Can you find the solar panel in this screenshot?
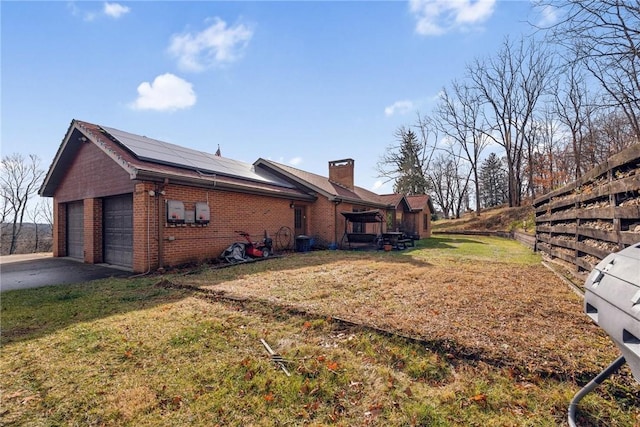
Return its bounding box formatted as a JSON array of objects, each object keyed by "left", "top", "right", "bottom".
[{"left": 101, "top": 125, "right": 294, "bottom": 187}]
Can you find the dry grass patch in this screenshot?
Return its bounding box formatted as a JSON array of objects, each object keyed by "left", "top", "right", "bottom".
[
  {"left": 178, "top": 236, "right": 620, "bottom": 380},
  {"left": 433, "top": 205, "right": 534, "bottom": 233},
  {"left": 2, "top": 235, "right": 638, "bottom": 426},
  {"left": 3, "top": 289, "right": 635, "bottom": 426}
]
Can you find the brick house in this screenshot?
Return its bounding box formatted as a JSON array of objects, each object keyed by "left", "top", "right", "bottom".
[
  {"left": 39, "top": 120, "right": 433, "bottom": 272},
  {"left": 378, "top": 194, "right": 434, "bottom": 239}
]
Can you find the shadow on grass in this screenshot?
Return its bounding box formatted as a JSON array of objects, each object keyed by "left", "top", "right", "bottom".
[
  {"left": 414, "top": 235, "right": 487, "bottom": 250},
  {"left": 1, "top": 235, "right": 490, "bottom": 347},
  {"left": 0, "top": 277, "right": 191, "bottom": 346}
]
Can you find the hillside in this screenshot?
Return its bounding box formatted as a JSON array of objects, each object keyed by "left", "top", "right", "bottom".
[{"left": 431, "top": 205, "right": 535, "bottom": 234}]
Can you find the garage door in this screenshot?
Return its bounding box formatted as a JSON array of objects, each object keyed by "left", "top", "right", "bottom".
[
  {"left": 103, "top": 194, "right": 133, "bottom": 268},
  {"left": 67, "top": 201, "right": 84, "bottom": 259}
]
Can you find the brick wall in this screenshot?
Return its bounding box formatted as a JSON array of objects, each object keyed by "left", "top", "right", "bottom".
[
  {"left": 53, "top": 199, "right": 66, "bottom": 257},
  {"left": 133, "top": 182, "right": 159, "bottom": 273},
  {"left": 307, "top": 198, "right": 340, "bottom": 246},
  {"left": 84, "top": 198, "right": 103, "bottom": 263},
  {"left": 314, "top": 201, "right": 390, "bottom": 248},
  {"left": 140, "top": 183, "right": 296, "bottom": 270},
  {"left": 50, "top": 141, "right": 401, "bottom": 271},
  {"left": 55, "top": 141, "right": 134, "bottom": 203}
]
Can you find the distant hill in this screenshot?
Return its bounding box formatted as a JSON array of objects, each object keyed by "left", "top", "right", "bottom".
[
  {"left": 1, "top": 223, "right": 53, "bottom": 255},
  {"left": 432, "top": 205, "right": 535, "bottom": 235}
]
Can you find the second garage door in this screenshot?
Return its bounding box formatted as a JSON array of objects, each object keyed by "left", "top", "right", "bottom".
[
  {"left": 67, "top": 201, "right": 84, "bottom": 259},
  {"left": 103, "top": 194, "right": 133, "bottom": 268}
]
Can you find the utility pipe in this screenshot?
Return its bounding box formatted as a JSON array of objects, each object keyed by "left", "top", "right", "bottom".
[{"left": 568, "top": 355, "right": 626, "bottom": 427}]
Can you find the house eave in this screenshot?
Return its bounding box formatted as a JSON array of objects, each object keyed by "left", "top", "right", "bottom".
[{"left": 135, "top": 169, "right": 316, "bottom": 202}]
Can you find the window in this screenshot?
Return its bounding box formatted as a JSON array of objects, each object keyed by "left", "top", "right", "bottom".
[{"left": 295, "top": 209, "right": 303, "bottom": 230}]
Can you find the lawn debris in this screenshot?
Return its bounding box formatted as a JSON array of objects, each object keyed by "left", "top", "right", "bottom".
[{"left": 260, "top": 338, "right": 291, "bottom": 376}]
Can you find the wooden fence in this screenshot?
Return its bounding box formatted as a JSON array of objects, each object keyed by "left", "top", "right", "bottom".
[{"left": 533, "top": 144, "right": 640, "bottom": 279}]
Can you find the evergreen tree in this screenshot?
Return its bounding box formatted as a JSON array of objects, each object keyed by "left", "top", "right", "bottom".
[
  {"left": 392, "top": 129, "right": 430, "bottom": 195},
  {"left": 479, "top": 153, "right": 508, "bottom": 208}
]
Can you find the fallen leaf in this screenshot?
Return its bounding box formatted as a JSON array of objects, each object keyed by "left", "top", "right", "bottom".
[
  {"left": 470, "top": 393, "right": 487, "bottom": 404},
  {"left": 302, "top": 321, "right": 312, "bottom": 330}
]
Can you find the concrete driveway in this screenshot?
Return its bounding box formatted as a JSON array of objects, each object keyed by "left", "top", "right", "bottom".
[{"left": 0, "top": 253, "right": 131, "bottom": 292}]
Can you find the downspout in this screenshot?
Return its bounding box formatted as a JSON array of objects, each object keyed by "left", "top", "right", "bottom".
[
  {"left": 157, "top": 180, "right": 166, "bottom": 269},
  {"left": 333, "top": 198, "right": 342, "bottom": 246}
]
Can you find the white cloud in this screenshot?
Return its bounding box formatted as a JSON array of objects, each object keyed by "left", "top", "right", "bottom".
[
  {"left": 67, "top": 2, "right": 94, "bottom": 21},
  {"left": 535, "top": 4, "right": 559, "bottom": 27},
  {"left": 409, "top": 0, "right": 496, "bottom": 36},
  {"left": 289, "top": 157, "right": 302, "bottom": 166},
  {"left": 371, "top": 180, "right": 393, "bottom": 194},
  {"left": 384, "top": 100, "right": 414, "bottom": 117},
  {"left": 68, "top": 1, "right": 130, "bottom": 21},
  {"left": 103, "top": 2, "right": 130, "bottom": 19},
  {"left": 168, "top": 18, "right": 254, "bottom": 72},
  {"left": 130, "top": 73, "right": 196, "bottom": 112}
]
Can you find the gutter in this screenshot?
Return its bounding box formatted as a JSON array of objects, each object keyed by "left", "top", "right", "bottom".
[{"left": 134, "top": 170, "right": 316, "bottom": 202}]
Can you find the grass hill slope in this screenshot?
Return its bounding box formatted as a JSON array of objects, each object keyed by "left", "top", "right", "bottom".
[{"left": 432, "top": 205, "right": 535, "bottom": 235}]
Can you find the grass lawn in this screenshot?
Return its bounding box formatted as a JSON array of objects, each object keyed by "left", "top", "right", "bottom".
[{"left": 1, "top": 235, "right": 638, "bottom": 426}]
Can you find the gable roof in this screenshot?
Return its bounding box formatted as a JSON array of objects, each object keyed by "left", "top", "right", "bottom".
[
  {"left": 254, "top": 158, "right": 390, "bottom": 208},
  {"left": 406, "top": 194, "right": 435, "bottom": 213},
  {"left": 39, "top": 120, "right": 314, "bottom": 201},
  {"left": 378, "top": 194, "right": 411, "bottom": 210}
]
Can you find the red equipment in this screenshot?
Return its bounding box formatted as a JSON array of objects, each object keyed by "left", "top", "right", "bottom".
[{"left": 236, "top": 231, "right": 273, "bottom": 258}]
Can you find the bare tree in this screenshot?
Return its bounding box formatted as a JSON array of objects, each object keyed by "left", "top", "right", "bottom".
[
  {"left": 541, "top": 0, "right": 640, "bottom": 141},
  {"left": 435, "top": 80, "right": 488, "bottom": 215},
  {"left": 426, "top": 150, "right": 471, "bottom": 219},
  {"left": 0, "top": 154, "right": 45, "bottom": 254},
  {"left": 38, "top": 197, "right": 53, "bottom": 229},
  {"left": 426, "top": 154, "right": 454, "bottom": 219},
  {"left": 467, "top": 37, "right": 554, "bottom": 207},
  {"left": 26, "top": 198, "right": 53, "bottom": 253},
  {"left": 532, "top": 106, "right": 566, "bottom": 194},
  {"left": 590, "top": 109, "right": 638, "bottom": 160},
  {"left": 553, "top": 62, "right": 596, "bottom": 180}
]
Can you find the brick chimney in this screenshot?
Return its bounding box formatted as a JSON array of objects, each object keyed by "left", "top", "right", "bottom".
[{"left": 328, "top": 159, "right": 354, "bottom": 190}]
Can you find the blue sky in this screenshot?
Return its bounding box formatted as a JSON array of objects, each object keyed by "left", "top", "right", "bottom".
[{"left": 2, "top": 1, "right": 550, "bottom": 195}]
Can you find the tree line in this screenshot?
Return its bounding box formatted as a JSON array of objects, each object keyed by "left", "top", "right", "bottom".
[
  {"left": 378, "top": 0, "right": 639, "bottom": 219},
  {"left": 0, "top": 153, "right": 51, "bottom": 255}
]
